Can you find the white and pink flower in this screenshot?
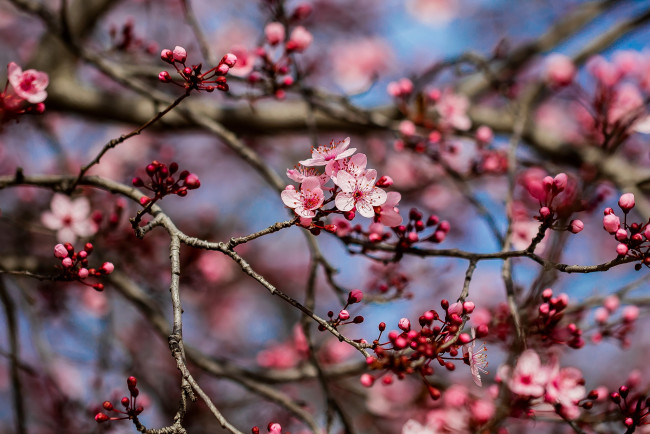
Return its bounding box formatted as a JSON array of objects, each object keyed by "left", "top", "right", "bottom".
[
  {"left": 376, "top": 191, "right": 403, "bottom": 227},
  {"left": 300, "top": 137, "right": 356, "bottom": 166},
  {"left": 497, "top": 349, "right": 552, "bottom": 398},
  {"left": 41, "top": 194, "right": 98, "bottom": 243},
  {"left": 281, "top": 176, "right": 324, "bottom": 218},
  {"left": 334, "top": 169, "right": 387, "bottom": 218},
  {"left": 7, "top": 62, "right": 49, "bottom": 104}
]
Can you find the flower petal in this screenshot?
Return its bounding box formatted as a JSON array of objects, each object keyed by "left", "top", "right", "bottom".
[{"left": 335, "top": 192, "right": 355, "bottom": 212}]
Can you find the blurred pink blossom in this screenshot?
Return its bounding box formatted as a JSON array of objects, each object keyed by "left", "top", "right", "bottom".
[{"left": 41, "top": 194, "right": 98, "bottom": 243}]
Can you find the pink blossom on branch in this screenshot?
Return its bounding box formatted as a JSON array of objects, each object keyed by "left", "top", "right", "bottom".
[
  {"left": 7, "top": 62, "right": 49, "bottom": 104},
  {"left": 41, "top": 194, "right": 98, "bottom": 243},
  {"left": 334, "top": 169, "right": 387, "bottom": 218},
  {"left": 300, "top": 137, "right": 356, "bottom": 166},
  {"left": 281, "top": 177, "right": 324, "bottom": 218}
]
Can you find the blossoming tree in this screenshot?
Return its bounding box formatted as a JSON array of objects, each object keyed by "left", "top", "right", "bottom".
[{"left": 1, "top": 0, "right": 650, "bottom": 433}]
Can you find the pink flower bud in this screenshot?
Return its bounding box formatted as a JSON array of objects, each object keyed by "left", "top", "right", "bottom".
[
  {"left": 184, "top": 173, "right": 201, "bottom": 189},
  {"left": 544, "top": 54, "right": 576, "bottom": 87},
  {"left": 463, "top": 301, "right": 475, "bottom": 313},
  {"left": 439, "top": 220, "right": 451, "bottom": 232},
  {"left": 603, "top": 295, "right": 620, "bottom": 312},
  {"left": 603, "top": 214, "right": 620, "bottom": 233},
  {"left": 101, "top": 262, "right": 115, "bottom": 274},
  {"left": 459, "top": 333, "right": 471, "bottom": 344},
  {"left": 264, "top": 22, "right": 285, "bottom": 45},
  {"left": 616, "top": 243, "right": 628, "bottom": 255},
  {"left": 360, "top": 373, "right": 374, "bottom": 387},
  {"left": 348, "top": 289, "right": 363, "bottom": 304},
  {"left": 376, "top": 175, "right": 393, "bottom": 187},
  {"left": 158, "top": 71, "right": 171, "bottom": 82},
  {"left": 475, "top": 125, "right": 493, "bottom": 143},
  {"left": 543, "top": 176, "right": 554, "bottom": 191},
  {"left": 553, "top": 173, "right": 568, "bottom": 191},
  {"left": 539, "top": 303, "right": 550, "bottom": 315},
  {"left": 95, "top": 413, "right": 109, "bottom": 423},
  {"left": 269, "top": 423, "right": 282, "bottom": 434},
  {"left": 78, "top": 268, "right": 89, "bottom": 279},
  {"left": 622, "top": 305, "right": 639, "bottom": 323},
  {"left": 615, "top": 229, "right": 628, "bottom": 241},
  {"left": 399, "top": 120, "right": 416, "bottom": 136},
  {"left": 338, "top": 309, "right": 350, "bottom": 321},
  {"left": 54, "top": 244, "right": 68, "bottom": 258},
  {"left": 542, "top": 288, "right": 553, "bottom": 299},
  {"left": 618, "top": 193, "right": 635, "bottom": 212},
  {"left": 594, "top": 307, "right": 609, "bottom": 324},
  {"left": 62, "top": 257, "right": 73, "bottom": 268},
  {"left": 569, "top": 219, "right": 584, "bottom": 234},
  {"left": 173, "top": 46, "right": 187, "bottom": 63},
  {"left": 394, "top": 336, "right": 408, "bottom": 349},
  {"left": 398, "top": 318, "right": 411, "bottom": 331},
  {"left": 160, "top": 49, "right": 173, "bottom": 63},
  {"left": 221, "top": 53, "right": 238, "bottom": 68},
  {"left": 645, "top": 225, "right": 650, "bottom": 240},
  {"left": 286, "top": 26, "right": 312, "bottom": 52},
  {"left": 539, "top": 206, "right": 551, "bottom": 219}
]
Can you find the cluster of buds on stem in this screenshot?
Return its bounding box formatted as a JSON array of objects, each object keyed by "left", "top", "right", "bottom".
[
  {"left": 132, "top": 160, "right": 200, "bottom": 206},
  {"left": 607, "top": 384, "right": 650, "bottom": 431},
  {"left": 592, "top": 294, "right": 639, "bottom": 347},
  {"left": 361, "top": 300, "right": 487, "bottom": 400},
  {"left": 251, "top": 422, "right": 284, "bottom": 434},
  {"left": 534, "top": 288, "right": 584, "bottom": 349},
  {"left": 53, "top": 243, "right": 113, "bottom": 291},
  {"left": 320, "top": 289, "right": 365, "bottom": 330},
  {"left": 602, "top": 193, "right": 650, "bottom": 268},
  {"left": 393, "top": 209, "right": 450, "bottom": 247},
  {"left": 523, "top": 171, "right": 584, "bottom": 233},
  {"left": 94, "top": 376, "right": 143, "bottom": 424},
  {"left": 159, "top": 45, "right": 236, "bottom": 92}
]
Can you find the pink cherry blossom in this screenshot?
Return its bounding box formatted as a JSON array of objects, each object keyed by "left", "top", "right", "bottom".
[
  {"left": 41, "top": 194, "right": 98, "bottom": 243},
  {"left": 334, "top": 169, "right": 387, "bottom": 218},
  {"left": 7, "top": 62, "right": 49, "bottom": 104},
  {"left": 463, "top": 328, "right": 488, "bottom": 387},
  {"left": 281, "top": 177, "right": 324, "bottom": 218},
  {"left": 326, "top": 152, "right": 367, "bottom": 183},
  {"left": 545, "top": 366, "right": 586, "bottom": 420},
  {"left": 436, "top": 90, "right": 471, "bottom": 131},
  {"left": 498, "top": 349, "right": 551, "bottom": 398},
  {"left": 286, "top": 165, "right": 329, "bottom": 185},
  {"left": 300, "top": 137, "right": 356, "bottom": 166}
]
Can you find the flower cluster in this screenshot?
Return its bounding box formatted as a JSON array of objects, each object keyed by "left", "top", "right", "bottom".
[
  {"left": 54, "top": 242, "right": 114, "bottom": 291},
  {"left": 239, "top": 15, "right": 313, "bottom": 99},
  {"left": 159, "top": 45, "right": 236, "bottom": 92},
  {"left": 132, "top": 160, "right": 200, "bottom": 206},
  {"left": 497, "top": 349, "right": 586, "bottom": 420},
  {"left": 320, "top": 289, "right": 365, "bottom": 330},
  {"left": 1, "top": 62, "right": 48, "bottom": 124},
  {"left": 94, "top": 376, "right": 144, "bottom": 424},
  {"left": 521, "top": 170, "right": 584, "bottom": 232},
  {"left": 533, "top": 288, "right": 584, "bottom": 349},
  {"left": 281, "top": 138, "right": 399, "bottom": 229},
  {"left": 602, "top": 193, "right": 650, "bottom": 267},
  {"left": 592, "top": 294, "right": 640, "bottom": 347},
  {"left": 361, "top": 300, "right": 486, "bottom": 400}
]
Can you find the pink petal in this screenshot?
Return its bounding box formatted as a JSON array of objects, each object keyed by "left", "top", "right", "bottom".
[
  {"left": 50, "top": 194, "right": 73, "bottom": 218},
  {"left": 365, "top": 187, "right": 387, "bottom": 206},
  {"left": 57, "top": 227, "right": 77, "bottom": 243},
  {"left": 41, "top": 211, "right": 62, "bottom": 230},
  {"left": 335, "top": 147, "right": 357, "bottom": 160},
  {"left": 385, "top": 191, "right": 401, "bottom": 207},
  {"left": 335, "top": 192, "right": 355, "bottom": 212},
  {"left": 69, "top": 197, "right": 90, "bottom": 219},
  {"left": 356, "top": 199, "right": 375, "bottom": 218},
  {"left": 358, "top": 169, "right": 378, "bottom": 192},
  {"left": 380, "top": 209, "right": 402, "bottom": 226},
  {"left": 334, "top": 170, "right": 357, "bottom": 193},
  {"left": 281, "top": 190, "right": 301, "bottom": 208},
  {"left": 301, "top": 176, "right": 321, "bottom": 191}
]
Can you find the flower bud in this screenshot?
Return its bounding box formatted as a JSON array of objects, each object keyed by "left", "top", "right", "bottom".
[
  {"left": 158, "top": 71, "right": 171, "bottom": 82},
  {"left": 348, "top": 289, "right": 363, "bottom": 304},
  {"left": 173, "top": 46, "right": 187, "bottom": 63},
  {"left": 160, "top": 49, "right": 173, "bottom": 63},
  {"left": 603, "top": 214, "right": 621, "bottom": 233},
  {"left": 398, "top": 318, "right": 411, "bottom": 331},
  {"left": 101, "top": 262, "right": 115, "bottom": 274},
  {"left": 616, "top": 243, "right": 628, "bottom": 256},
  {"left": 568, "top": 219, "right": 584, "bottom": 234},
  {"left": 95, "top": 413, "right": 109, "bottom": 423},
  {"left": 54, "top": 244, "right": 68, "bottom": 258},
  {"left": 360, "top": 373, "right": 374, "bottom": 387},
  {"left": 78, "top": 268, "right": 89, "bottom": 279},
  {"left": 62, "top": 257, "right": 73, "bottom": 268},
  {"left": 338, "top": 309, "right": 350, "bottom": 321},
  {"left": 618, "top": 193, "right": 635, "bottom": 212},
  {"left": 221, "top": 53, "right": 238, "bottom": 68}
]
